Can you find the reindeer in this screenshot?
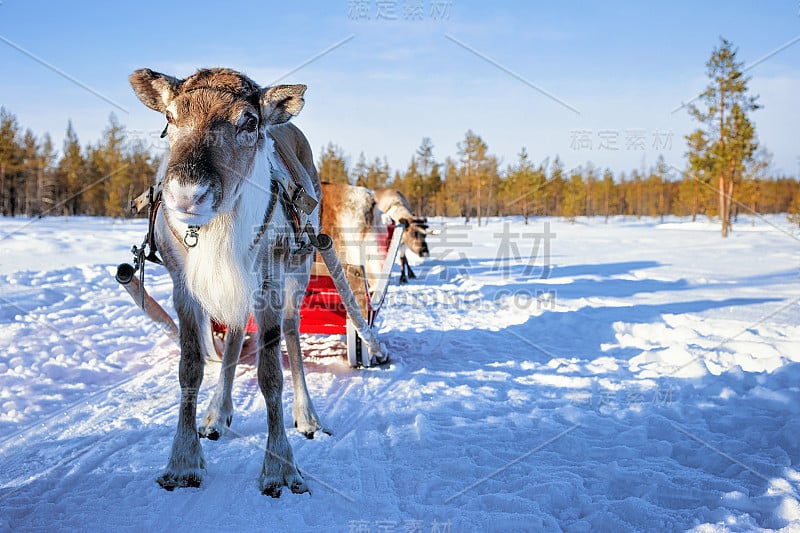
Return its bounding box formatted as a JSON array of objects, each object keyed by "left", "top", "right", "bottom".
[
  {"left": 320, "top": 182, "right": 388, "bottom": 287},
  {"left": 374, "top": 188, "right": 431, "bottom": 283},
  {"left": 129, "top": 67, "right": 323, "bottom": 497}
]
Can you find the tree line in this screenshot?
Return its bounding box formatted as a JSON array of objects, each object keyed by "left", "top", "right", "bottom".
[
  {"left": 2, "top": 106, "right": 798, "bottom": 224},
  {"left": 0, "top": 109, "right": 159, "bottom": 218},
  {"left": 1, "top": 38, "right": 798, "bottom": 227},
  {"left": 318, "top": 136, "right": 799, "bottom": 224}
]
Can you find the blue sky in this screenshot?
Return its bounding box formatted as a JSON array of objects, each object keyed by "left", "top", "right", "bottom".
[{"left": 1, "top": 1, "right": 798, "bottom": 177}]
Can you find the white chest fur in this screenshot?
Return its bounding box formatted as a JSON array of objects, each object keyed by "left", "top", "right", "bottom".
[{"left": 179, "top": 152, "right": 273, "bottom": 326}]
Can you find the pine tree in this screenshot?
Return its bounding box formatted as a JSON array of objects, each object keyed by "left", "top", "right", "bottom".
[
  {"left": 412, "top": 137, "right": 437, "bottom": 215},
  {"left": 788, "top": 189, "right": 800, "bottom": 228},
  {"left": 317, "top": 142, "right": 350, "bottom": 184},
  {"left": 353, "top": 152, "right": 368, "bottom": 187},
  {"left": 457, "top": 130, "right": 493, "bottom": 225},
  {"left": 440, "top": 157, "right": 460, "bottom": 217},
  {"left": 503, "top": 148, "right": 539, "bottom": 223},
  {"left": 682, "top": 130, "right": 713, "bottom": 221},
  {"left": 97, "top": 113, "right": 127, "bottom": 217},
  {"left": 687, "top": 38, "right": 760, "bottom": 237},
  {"left": 21, "top": 129, "right": 38, "bottom": 216},
  {"left": 562, "top": 168, "right": 586, "bottom": 222},
  {"left": 0, "top": 108, "right": 23, "bottom": 216},
  {"left": 38, "top": 134, "right": 57, "bottom": 215},
  {"left": 547, "top": 157, "right": 565, "bottom": 217},
  {"left": 600, "top": 168, "right": 615, "bottom": 222},
  {"left": 739, "top": 147, "right": 771, "bottom": 224},
  {"left": 426, "top": 161, "right": 443, "bottom": 215},
  {"left": 364, "top": 156, "right": 389, "bottom": 190},
  {"left": 58, "top": 120, "right": 85, "bottom": 216}
]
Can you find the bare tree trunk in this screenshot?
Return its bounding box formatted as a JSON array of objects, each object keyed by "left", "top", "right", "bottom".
[
  {"left": 636, "top": 180, "right": 642, "bottom": 220},
  {"left": 725, "top": 176, "right": 735, "bottom": 235},
  {"left": 36, "top": 163, "right": 43, "bottom": 216},
  {"left": 718, "top": 84, "right": 728, "bottom": 237},
  {"left": 476, "top": 174, "right": 481, "bottom": 227},
  {"left": 719, "top": 175, "right": 728, "bottom": 237},
  {"left": 0, "top": 162, "right": 4, "bottom": 216},
  {"left": 523, "top": 185, "right": 529, "bottom": 225}
]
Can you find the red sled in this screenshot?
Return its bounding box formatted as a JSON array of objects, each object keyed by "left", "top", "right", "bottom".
[{"left": 211, "top": 223, "right": 403, "bottom": 367}]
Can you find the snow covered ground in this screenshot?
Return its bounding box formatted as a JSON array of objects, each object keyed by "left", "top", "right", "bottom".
[{"left": 0, "top": 214, "right": 799, "bottom": 532}]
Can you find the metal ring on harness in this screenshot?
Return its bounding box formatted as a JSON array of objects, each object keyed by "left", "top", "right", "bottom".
[{"left": 184, "top": 226, "right": 200, "bottom": 248}]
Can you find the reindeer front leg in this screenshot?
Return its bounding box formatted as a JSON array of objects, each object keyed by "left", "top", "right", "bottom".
[
  {"left": 257, "top": 279, "right": 309, "bottom": 497},
  {"left": 158, "top": 289, "right": 207, "bottom": 490}
]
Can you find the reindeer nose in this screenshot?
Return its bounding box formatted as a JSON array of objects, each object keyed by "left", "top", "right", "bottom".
[
  {"left": 164, "top": 181, "right": 208, "bottom": 210},
  {"left": 163, "top": 180, "right": 214, "bottom": 221}
]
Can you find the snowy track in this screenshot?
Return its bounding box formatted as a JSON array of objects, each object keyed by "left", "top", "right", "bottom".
[{"left": 1, "top": 215, "right": 799, "bottom": 531}]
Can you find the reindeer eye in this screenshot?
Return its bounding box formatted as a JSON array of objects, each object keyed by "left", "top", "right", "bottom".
[
  {"left": 165, "top": 111, "right": 175, "bottom": 124},
  {"left": 240, "top": 114, "right": 258, "bottom": 133}
]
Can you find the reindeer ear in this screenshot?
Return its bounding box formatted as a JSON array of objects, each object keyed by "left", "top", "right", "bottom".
[
  {"left": 260, "top": 84, "right": 306, "bottom": 125},
  {"left": 399, "top": 217, "right": 411, "bottom": 228},
  {"left": 129, "top": 69, "right": 183, "bottom": 113}
]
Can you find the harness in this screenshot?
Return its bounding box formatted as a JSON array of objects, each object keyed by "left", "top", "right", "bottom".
[{"left": 129, "top": 134, "right": 319, "bottom": 294}]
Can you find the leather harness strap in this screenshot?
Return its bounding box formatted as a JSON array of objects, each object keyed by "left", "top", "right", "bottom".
[
  {"left": 161, "top": 179, "right": 283, "bottom": 253},
  {"left": 160, "top": 202, "right": 187, "bottom": 248},
  {"left": 146, "top": 132, "right": 317, "bottom": 257},
  {"left": 249, "top": 180, "right": 282, "bottom": 248}
]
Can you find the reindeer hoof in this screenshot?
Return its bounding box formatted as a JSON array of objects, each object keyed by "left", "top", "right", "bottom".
[
  {"left": 291, "top": 480, "right": 310, "bottom": 494},
  {"left": 296, "top": 425, "right": 321, "bottom": 439},
  {"left": 399, "top": 277, "right": 408, "bottom": 284},
  {"left": 157, "top": 472, "right": 202, "bottom": 491},
  {"left": 261, "top": 483, "right": 283, "bottom": 498},
  {"left": 259, "top": 465, "right": 309, "bottom": 497},
  {"left": 199, "top": 415, "right": 232, "bottom": 440},
  {"left": 261, "top": 480, "right": 307, "bottom": 498}
]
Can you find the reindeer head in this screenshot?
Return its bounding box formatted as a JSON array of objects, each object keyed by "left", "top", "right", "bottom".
[
  {"left": 399, "top": 217, "right": 430, "bottom": 257},
  {"left": 129, "top": 68, "right": 306, "bottom": 226}
]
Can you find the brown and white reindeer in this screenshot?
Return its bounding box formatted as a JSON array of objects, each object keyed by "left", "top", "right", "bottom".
[
  {"left": 129, "top": 67, "right": 323, "bottom": 496},
  {"left": 374, "top": 188, "right": 431, "bottom": 283},
  {"left": 320, "top": 181, "right": 388, "bottom": 290}
]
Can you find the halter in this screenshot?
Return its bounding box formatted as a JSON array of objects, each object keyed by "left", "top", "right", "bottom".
[{"left": 159, "top": 140, "right": 317, "bottom": 253}]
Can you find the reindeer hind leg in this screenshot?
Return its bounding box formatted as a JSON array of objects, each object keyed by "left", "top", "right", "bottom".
[
  {"left": 283, "top": 272, "right": 325, "bottom": 438},
  {"left": 256, "top": 282, "right": 308, "bottom": 497},
  {"left": 199, "top": 325, "right": 245, "bottom": 440}
]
